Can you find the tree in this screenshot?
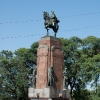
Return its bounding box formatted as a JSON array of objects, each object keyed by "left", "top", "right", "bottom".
[
  {"left": 0, "top": 49, "right": 30, "bottom": 100},
  {"left": 0, "top": 42, "right": 38, "bottom": 100},
  {"left": 61, "top": 36, "right": 100, "bottom": 98},
  {"left": 81, "top": 36, "right": 100, "bottom": 93},
  {"left": 61, "top": 37, "right": 85, "bottom": 96}
]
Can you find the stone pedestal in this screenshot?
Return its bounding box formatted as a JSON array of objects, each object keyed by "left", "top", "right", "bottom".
[
  {"left": 28, "top": 35, "right": 70, "bottom": 100},
  {"left": 36, "top": 36, "right": 64, "bottom": 90},
  {"left": 28, "top": 87, "right": 70, "bottom": 100}
]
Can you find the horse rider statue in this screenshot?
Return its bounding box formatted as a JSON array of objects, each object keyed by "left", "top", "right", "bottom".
[
  {"left": 43, "top": 11, "right": 60, "bottom": 38},
  {"left": 50, "top": 11, "right": 59, "bottom": 24}
]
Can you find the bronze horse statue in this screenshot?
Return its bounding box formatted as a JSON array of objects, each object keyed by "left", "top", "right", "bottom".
[{"left": 43, "top": 11, "right": 60, "bottom": 38}]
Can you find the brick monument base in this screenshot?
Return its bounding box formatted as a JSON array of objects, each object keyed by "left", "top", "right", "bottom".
[{"left": 28, "top": 35, "right": 71, "bottom": 100}]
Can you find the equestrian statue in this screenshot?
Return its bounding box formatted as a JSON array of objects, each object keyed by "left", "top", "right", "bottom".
[{"left": 43, "top": 11, "right": 60, "bottom": 38}]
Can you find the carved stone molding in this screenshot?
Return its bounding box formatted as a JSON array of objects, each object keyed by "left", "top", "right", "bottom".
[
  {"left": 51, "top": 45, "right": 63, "bottom": 53},
  {"left": 37, "top": 44, "right": 49, "bottom": 52}
]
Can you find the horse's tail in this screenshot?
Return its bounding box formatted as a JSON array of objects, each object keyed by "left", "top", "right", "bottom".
[{"left": 53, "top": 23, "right": 59, "bottom": 33}]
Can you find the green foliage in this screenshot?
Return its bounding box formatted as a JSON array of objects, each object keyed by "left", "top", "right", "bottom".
[
  {"left": 61, "top": 37, "right": 85, "bottom": 95},
  {"left": 73, "top": 89, "right": 92, "bottom": 100},
  {"left": 0, "top": 49, "right": 30, "bottom": 100},
  {"left": 89, "top": 86, "right": 100, "bottom": 100},
  {"left": 81, "top": 36, "right": 100, "bottom": 93},
  {"left": 61, "top": 36, "right": 100, "bottom": 99},
  {"left": 0, "top": 42, "right": 38, "bottom": 100}
]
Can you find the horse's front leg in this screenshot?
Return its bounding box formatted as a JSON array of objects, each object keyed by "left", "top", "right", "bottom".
[{"left": 46, "top": 28, "right": 49, "bottom": 35}]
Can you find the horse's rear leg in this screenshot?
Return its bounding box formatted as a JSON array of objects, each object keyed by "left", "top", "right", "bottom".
[{"left": 54, "top": 33, "right": 56, "bottom": 38}]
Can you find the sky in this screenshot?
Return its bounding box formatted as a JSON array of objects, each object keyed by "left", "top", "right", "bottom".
[{"left": 0, "top": 0, "right": 100, "bottom": 52}]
